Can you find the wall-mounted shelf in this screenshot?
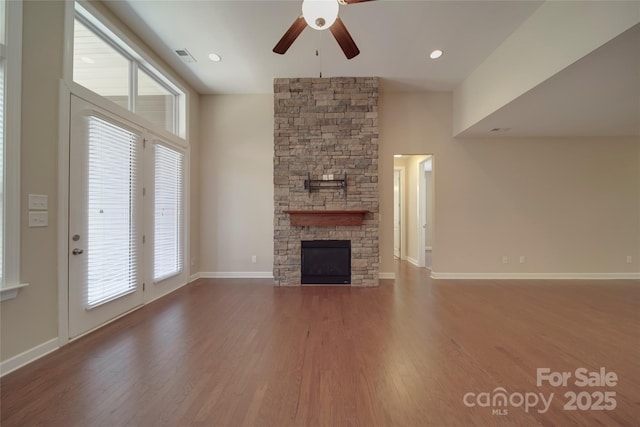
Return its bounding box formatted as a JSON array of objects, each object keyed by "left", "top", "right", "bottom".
[{"left": 304, "top": 173, "right": 347, "bottom": 195}]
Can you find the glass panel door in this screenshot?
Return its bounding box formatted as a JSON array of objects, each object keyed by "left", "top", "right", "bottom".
[{"left": 68, "top": 95, "right": 144, "bottom": 338}]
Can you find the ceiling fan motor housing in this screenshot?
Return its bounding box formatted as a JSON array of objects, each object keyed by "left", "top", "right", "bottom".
[
  {"left": 302, "top": 0, "right": 339, "bottom": 30},
  {"left": 274, "top": 0, "right": 374, "bottom": 59}
]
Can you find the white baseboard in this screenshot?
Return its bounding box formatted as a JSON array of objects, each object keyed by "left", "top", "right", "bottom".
[
  {"left": 188, "top": 272, "right": 201, "bottom": 283},
  {"left": 405, "top": 256, "right": 420, "bottom": 267},
  {"left": 430, "top": 272, "right": 640, "bottom": 280},
  {"left": 1, "top": 338, "right": 59, "bottom": 377},
  {"left": 199, "top": 272, "right": 274, "bottom": 279},
  {"left": 379, "top": 272, "right": 396, "bottom": 280}
]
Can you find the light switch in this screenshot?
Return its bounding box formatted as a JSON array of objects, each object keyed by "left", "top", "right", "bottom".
[
  {"left": 28, "top": 194, "right": 48, "bottom": 210},
  {"left": 28, "top": 211, "right": 48, "bottom": 227}
]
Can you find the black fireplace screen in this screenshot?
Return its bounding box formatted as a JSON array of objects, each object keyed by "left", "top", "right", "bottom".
[{"left": 301, "top": 240, "right": 351, "bottom": 284}]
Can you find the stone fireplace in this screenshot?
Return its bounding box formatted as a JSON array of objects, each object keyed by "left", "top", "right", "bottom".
[{"left": 273, "top": 77, "right": 379, "bottom": 286}]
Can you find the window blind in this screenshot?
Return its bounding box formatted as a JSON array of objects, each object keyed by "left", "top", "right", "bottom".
[
  {"left": 153, "top": 144, "right": 184, "bottom": 282},
  {"left": 86, "top": 115, "right": 139, "bottom": 308}
]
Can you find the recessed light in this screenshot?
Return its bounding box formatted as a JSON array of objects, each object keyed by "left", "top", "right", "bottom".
[
  {"left": 429, "top": 49, "right": 443, "bottom": 59},
  {"left": 394, "top": 154, "right": 403, "bottom": 158},
  {"left": 81, "top": 56, "right": 95, "bottom": 64},
  {"left": 208, "top": 53, "right": 222, "bottom": 62}
]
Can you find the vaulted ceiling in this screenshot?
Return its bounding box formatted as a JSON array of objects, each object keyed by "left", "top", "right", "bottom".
[{"left": 103, "top": 0, "right": 640, "bottom": 137}]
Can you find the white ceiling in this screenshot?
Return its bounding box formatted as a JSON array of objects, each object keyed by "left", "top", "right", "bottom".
[
  {"left": 102, "top": 0, "right": 640, "bottom": 137},
  {"left": 103, "top": 0, "right": 543, "bottom": 94}
]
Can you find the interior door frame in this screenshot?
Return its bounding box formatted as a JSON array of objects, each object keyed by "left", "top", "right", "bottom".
[{"left": 417, "top": 156, "right": 434, "bottom": 269}]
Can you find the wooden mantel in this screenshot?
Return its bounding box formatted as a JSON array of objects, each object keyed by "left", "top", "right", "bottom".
[{"left": 284, "top": 210, "right": 369, "bottom": 227}]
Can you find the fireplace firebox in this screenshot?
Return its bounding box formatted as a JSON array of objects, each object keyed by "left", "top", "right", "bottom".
[{"left": 301, "top": 240, "right": 351, "bottom": 285}]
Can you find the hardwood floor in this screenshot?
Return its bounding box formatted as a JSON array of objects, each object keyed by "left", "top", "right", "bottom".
[{"left": 2, "top": 261, "right": 639, "bottom": 426}]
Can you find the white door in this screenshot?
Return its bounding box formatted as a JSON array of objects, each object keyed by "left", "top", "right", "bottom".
[
  {"left": 424, "top": 170, "right": 433, "bottom": 249},
  {"left": 68, "top": 95, "right": 145, "bottom": 339},
  {"left": 393, "top": 169, "right": 401, "bottom": 258}
]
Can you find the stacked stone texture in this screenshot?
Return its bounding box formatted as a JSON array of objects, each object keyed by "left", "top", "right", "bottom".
[{"left": 273, "top": 77, "right": 379, "bottom": 286}]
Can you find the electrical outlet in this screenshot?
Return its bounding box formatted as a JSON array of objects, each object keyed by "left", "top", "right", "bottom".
[
  {"left": 627, "top": 256, "right": 633, "bottom": 264},
  {"left": 28, "top": 194, "right": 48, "bottom": 210},
  {"left": 519, "top": 256, "right": 525, "bottom": 264},
  {"left": 251, "top": 255, "right": 257, "bottom": 263},
  {"left": 28, "top": 211, "right": 48, "bottom": 227},
  {"left": 502, "top": 256, "right": 509, "bottom": 264}
]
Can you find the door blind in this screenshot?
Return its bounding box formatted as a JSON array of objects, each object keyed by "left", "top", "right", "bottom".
[
  {"left": 153, "top": 143, "right": 184, "bottom": 282},
  {"left": 86, "top": 115, "right": 139, "bottom": 308}
]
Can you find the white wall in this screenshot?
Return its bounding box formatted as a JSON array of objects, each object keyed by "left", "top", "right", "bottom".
[
  {"left": 199, "top": 95, "right": 274, "bottom": 276},
  {"left": 197, "top": 90, "right": 638, "bottom": 279},
  {"left": 380, "top": 91, "right": 640, "bottom": 276}
]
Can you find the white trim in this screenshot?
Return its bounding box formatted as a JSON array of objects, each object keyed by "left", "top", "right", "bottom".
[
  {"left": 189, "top": 273, "right": 201, "bottom": 283},
  {"left": 199, "top": 272, "right": 275, "bottom": 279},
  {"left": 0, "top": 282, "right": 29, "bottom": 301},
  {"left": 62, "top": 0, "right": 74, "bottom": 87},
  {"left": 430, "top": 272, "right": 640, "bottom": 280},
  {"left": 379, "top": 272, "right": 396, "bottom": 280},
  {"left": 2, "top": 0, "right": 23, "bottom": 289},
  {"left": 0, "top": 338, "right": 59, "bottom": 377},
  {"left": 57, "top": 80, "right": 71, "bottom": 346},
  {"left": 405, "top": 256, "right": 420, "bottom": 267},
  {"left": 417, "top": 158, "right": 426, "bottom": 268}
]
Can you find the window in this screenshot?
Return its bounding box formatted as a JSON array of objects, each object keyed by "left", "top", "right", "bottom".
[
  {"left": 0, "top": 0, "right": 22, "bottom": 296},
  {"left": 72, "top": 4, "right": 182, "bottom": 136},
  {"left": 137, "top": 68, "right": 176, "bottom": 134},
  {"left": 153, "top": 144, "right": 184, "bottom": 282},
  {"left": 73, "top": 17, "right": 130, "bottom": 110}
]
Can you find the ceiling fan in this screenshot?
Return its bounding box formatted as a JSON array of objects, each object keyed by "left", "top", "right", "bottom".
[{"left": 273, "top": 0, "right": 375, "bottom": 60}]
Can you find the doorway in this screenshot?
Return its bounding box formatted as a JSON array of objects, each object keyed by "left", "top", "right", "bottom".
[
  {"left": 66, "top": 93, "right": 188, "bottom": 340},
  {"left": 393, "top": 155, "right": 434, "bottom": 270}
]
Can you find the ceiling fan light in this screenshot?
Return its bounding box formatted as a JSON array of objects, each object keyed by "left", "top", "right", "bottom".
[{"left": 302, "top": 0, "right": 339, "bottom": 31}]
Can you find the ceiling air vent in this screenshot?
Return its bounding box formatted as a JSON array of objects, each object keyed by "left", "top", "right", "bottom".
[{"left": 175, "top": 48, "right": 197, "bottom": 63}]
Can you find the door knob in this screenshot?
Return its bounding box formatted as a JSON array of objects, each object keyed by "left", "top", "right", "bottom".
[{"left": 72, "top": 248, "right": 84, "bottom": 255}]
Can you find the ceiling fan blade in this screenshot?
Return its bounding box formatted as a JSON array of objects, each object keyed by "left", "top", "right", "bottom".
[
  {"left": 273, "top": 16, "right": 307, "bottom": 55},
  {"left": 329, "top": 17, "right": 360, "bottom": 59},
  {"left": 340, "top": 0, "right": 376, "bottom": 4}
]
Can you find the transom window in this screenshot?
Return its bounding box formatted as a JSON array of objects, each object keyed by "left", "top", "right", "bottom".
[{"left": 73, "top": 4, "right": 183, "bottom": 136}]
